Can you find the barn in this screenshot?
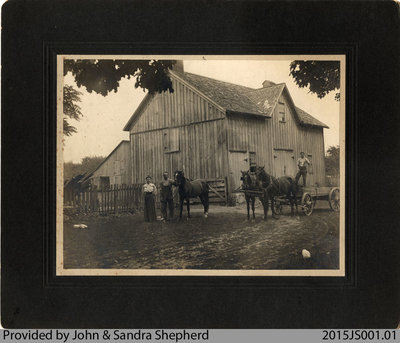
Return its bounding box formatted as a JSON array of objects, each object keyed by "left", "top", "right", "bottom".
[
  {"left": 123, "top": 62, "right": 328, "bottom": 195},
  {"left": 81, "top": 140, "right": 131, "bottom": 189}
]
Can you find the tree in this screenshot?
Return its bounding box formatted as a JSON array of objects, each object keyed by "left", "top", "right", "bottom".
[
  {"left": 64, "top": 59, "right": 176, "bottom": 97},
  {"left": 289, "top": 61, "right": 340, "bottom": 100},
  {"left": 325, "top": 145, "right": 340, "bottom": 176},
  {"left": 63, "top": 85, "right": 83, "bottom": 136},
  {"left": 62, "top": 60, "right": 176, "bottom": 135}
]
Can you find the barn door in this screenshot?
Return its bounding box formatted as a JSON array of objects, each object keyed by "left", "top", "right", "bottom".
[
  {"left": 229, "top": 151, "right": 250, "bottom": 191},
  {"left": 163, "top": 128, "right": 180, "bottom": 177},
  {"left": 274, "top": 150, "right": 296, "bottom": 177}
]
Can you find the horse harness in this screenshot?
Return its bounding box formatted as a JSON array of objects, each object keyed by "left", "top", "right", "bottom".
[{"left": 267, "top": 174, "right": 281, "bottom": 194}]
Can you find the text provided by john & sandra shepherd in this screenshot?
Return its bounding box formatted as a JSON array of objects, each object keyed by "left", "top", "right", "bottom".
[{"left": 2, "top": 329, "right": 210, "bottom": 342}]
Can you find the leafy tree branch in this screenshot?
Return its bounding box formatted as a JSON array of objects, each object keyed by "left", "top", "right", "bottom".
[
  {"left": 63, "top": 59, "right": 176, "bottom": 96},
  {"left": 63, "top": 85, "right": 83, "bottom": 136},
  {"left": 290, "top": 61, "right": 340, "bottom": 100}
]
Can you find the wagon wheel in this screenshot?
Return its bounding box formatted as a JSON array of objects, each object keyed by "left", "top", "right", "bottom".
[
  {"left": 272, "top": 199, "right": 283, "bottom": 215},
  {"left": 328, "top": 187, "right": 340, "bottom": 212},
  {"left": 301, "top": 192, "right": 314, "bottom": 216}
]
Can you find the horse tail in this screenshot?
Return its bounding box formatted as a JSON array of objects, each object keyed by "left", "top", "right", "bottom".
[
  {"left": 202, "top": 181, "right": 209, "bottom": 195},
  {"left": 201, "top": 181, "right": 209, "bottom": 213}
]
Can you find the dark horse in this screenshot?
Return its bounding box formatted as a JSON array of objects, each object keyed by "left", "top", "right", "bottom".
[
  {"left": 174, "top": 171, "right": 209, "bottom": 219},
  {"left": 240, "top": 171, "right": 268, "bottom": 220},
  {"left": 256, "top": 166, "right": 298, "bottom": 218}
]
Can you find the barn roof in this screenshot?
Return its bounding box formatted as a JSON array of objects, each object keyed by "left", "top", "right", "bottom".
[
  {"left": 124, "top": 70, "right": 328, "bottom": 130},
  {"left": 174, "top": 72, "right": 269, "bottom": 116},
  {"left": 173, "top": 71, "right": 328, "bottom": 128},
  {"left": 244, "top": 83, "right": 286, "bottom": 117},
  {"left": 295, "top": 106, "right": 329, "bottom": 128}
]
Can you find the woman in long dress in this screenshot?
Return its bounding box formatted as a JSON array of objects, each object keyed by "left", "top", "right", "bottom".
[{"left": 143, "top": 175, "right": 157, "bottom": 222}]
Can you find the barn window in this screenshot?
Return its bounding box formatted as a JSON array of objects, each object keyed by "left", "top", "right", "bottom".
[
  {"left": 278, "top": 101, "right": 286, "bottom": 122},
  {"left": 163, "top": 128, "right": 180, "bottom": 153}
]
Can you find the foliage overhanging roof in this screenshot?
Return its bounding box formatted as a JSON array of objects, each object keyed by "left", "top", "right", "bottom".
[{"left": 124, "top": 71, "right": 329, "bottom": 131}]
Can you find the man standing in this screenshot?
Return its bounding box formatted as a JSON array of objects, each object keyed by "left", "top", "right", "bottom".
[
  {"left": 295, "top": 152, "right": 311, "bottom": 187},
  {"left": 160, "top": 171, "right": 175, "bottom": 221}
]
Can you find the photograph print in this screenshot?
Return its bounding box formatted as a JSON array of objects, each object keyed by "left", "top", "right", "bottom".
[{"left": 57, "top": 55, "right": 345, "bottom": 276}]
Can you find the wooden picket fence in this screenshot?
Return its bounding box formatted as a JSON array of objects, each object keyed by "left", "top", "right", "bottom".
[
  {"left": 72, "top": 184, "right": 143, "bottom": 215},
  {"left": 70, "top": 178, "right": 228, "bottom": 215}
]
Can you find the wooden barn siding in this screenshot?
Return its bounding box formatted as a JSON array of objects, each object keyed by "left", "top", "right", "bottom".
[
  {"left": 91, "top": 142, "right": 131, "bottom": 186},
  {"left": 272, "top": 94, "right": 296, "bottom": 150},
  {"left": 227, "top": 114, "right": 274, "bottom": 170},
  {"left": 226, "top": 114, "right": 274, "bottom": 191},
  {"left": 226, "top": 91, "right": 326, "bottom": 188},
  {"left": 296, "top": 127, "right": 326, "bottom": 186},
  {"left": 129, "top": 76, "right": 227, "bottom": 186},
  {"left": 271, "top": 91, "right": 326, "bottom": 186},
  {"left": 130, "top": 119, "right": 228, "bottom": 185},
  {"left": 130, "top": 78, "right": 225, "bottom": 134}
]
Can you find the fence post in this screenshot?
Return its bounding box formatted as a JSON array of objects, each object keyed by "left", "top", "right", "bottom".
[
  {"left": 75, "top": 193, "right": 79, "bottom": 213},
  {"left": 138, "top": 184, "right": 141, "bottom": 211},
  {"left": 134, "top": 185, "right": 138, "bottom": 210},
  {"left": 79, "top": 191, "right": 83, "bottom": 213},
  {"left": 108, "top": 185, "right": 111, "bottom": 214},
  {"left": 93, "top": 185, "right": 98, "bottom": 213},
  {"left": 132, "top": 185, "right": 138, "bottom": 211},
  {"left": 82, "top": 190, "right": 86, "bottom": 213},
  {"left": 77, "top": 191, "right": 81, "bottom": 214},
  {"left": 224, "top": 176, "right": 229, "bottom": 206},
  {"left": 100, "top": 187, "right": 103, "bottom": 215},
  {"left": 88, "top": 185, "right": 92, "bottom": 212},
  {"left": 133, "top": 185, "right": 137, "bottom": 210},
  {"left": 121, "top": 184, "right": 125, "bottom": 212},
  {"left": 110, "top": 185, "right": 115, "bottom": 213},
  {"left": 85, "top": 190, "right": 89, "bottom": 213},
  {"left": 105, "top": 186, "right": 110, "bottom": 214},
  {"left": 127, "top": 186, "right": 130, "bottom": 212},
  {"left": 130, "top": 185, "right": 133, "bottom": 211},
  {"left": 115, "top": 184, "right": 118, "bottom": 215}
]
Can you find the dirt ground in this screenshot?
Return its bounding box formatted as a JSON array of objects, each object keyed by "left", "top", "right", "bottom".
[{"left": 63, "top": 201, "right": 339, "bottom": 270}]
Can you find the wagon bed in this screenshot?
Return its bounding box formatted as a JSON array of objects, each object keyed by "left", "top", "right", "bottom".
[
  {"left": 240, "top": 185, "right": 340, "bottom": 216},
  {"left": 297, "top": 186, "right": 337, "bottom": 198},
  {"left": 292, "top": 185, "right": 340, "bottom": 216}
]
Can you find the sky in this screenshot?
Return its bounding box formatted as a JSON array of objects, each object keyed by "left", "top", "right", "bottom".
[{"left": 63, "top": 58, "right": 341, "bottom": 163}]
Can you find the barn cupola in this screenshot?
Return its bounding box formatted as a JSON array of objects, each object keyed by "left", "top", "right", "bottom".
[
  {"left": 172, "top": 60, "right": 184, "bottom": 73},
  {"left": 262, "top": 80, "right": 276, "bottom": 88}
]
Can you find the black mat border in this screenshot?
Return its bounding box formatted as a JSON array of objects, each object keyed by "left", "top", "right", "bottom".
[{"left": 2, "top": 0, "right": 399, "bottom": 329}]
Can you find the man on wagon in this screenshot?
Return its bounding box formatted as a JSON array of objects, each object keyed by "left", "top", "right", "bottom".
[
  {"left": 160, "top": 171, "right": 175, "bottom": 222},
  {"left": 295, "top": 152, "right": 311, "bottom": 187}
]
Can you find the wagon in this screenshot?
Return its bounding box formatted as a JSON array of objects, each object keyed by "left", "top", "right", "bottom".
[
  {"left": 272, "top": 186, "right": 340, "bottom": 216},
  {"left": 239, "top": 185, "right": 340, "bottom": 216}
]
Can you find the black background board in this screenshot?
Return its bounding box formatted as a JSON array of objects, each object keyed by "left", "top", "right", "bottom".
[{"left": 1, "top": 0, "right": 399, "bottom": 328}]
